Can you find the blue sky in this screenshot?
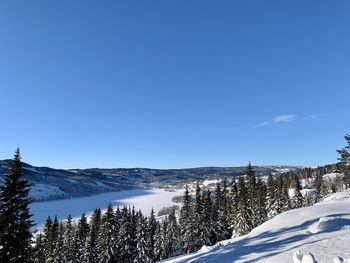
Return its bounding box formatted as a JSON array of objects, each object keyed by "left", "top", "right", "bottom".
[{"left": 0, "top": 1, "right": 349, "bottom": 169}]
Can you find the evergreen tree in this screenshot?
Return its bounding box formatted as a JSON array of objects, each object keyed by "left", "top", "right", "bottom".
[
  {"left": 165, "top": 208, "right": 182, "bottom": 257},
  {"left": 234, "top": 177, "right": 252, "bottom": 236},
  {"left": 148, "top": 208, "right": 157, "bottom": 260},
  {"left": 0, "top": 149, "right": 33, "bottom": 263},
  {"left": 34, "top": 233, "right": 45, "bottom": 263},
  {"left": 337, "top": 134, "right": 350, "bottom": 188},
  {"left": 179, "top": 185, "right": 193, "bottom": 253},
  {"left": 153, "top": 223, "right": 163, "bottom": 261},
  {"left": 201, "top": 190, "right": 214, "bottom": 245},
  {"left": 213, "top": 182, "right": 228, "bottom": 242},
  {"left": 276, "top": 176, "right": 290, "bottom": 213},
  {"left": 73, "top": 213, "right": 89, "bottom": 263},
  {"left": 98, "top": 204, "right": 115, "bottom": 263},
  {"left": 84, "top": 208, "right": 101, "bottom": 263},
  {"left": 134, "top": 212, "right": 152, "bottom": 263},
  {"left": 255, "top": 176, "right": 267, "bottom": 225},
  {"left": 53, "top": 222, "right": 65, "bottom": 263},
  {"left": 266, "top": 173, "right": 277, "bottom": 219},
  {"left": 245, "top": 163, "right": 257, "bottom": 228},
  {"left": 192, "top": 182, "right": 203, "bottom": 250},
  {"left": 43, "top": 216, "right": 53, "bottom": 262},
  {"left": 47, "top": 216, "right": 59, "bottom": 262},
  {"left": 118, "top": 206, "right": 134, "bottom": 263},
  {"left": 63, "top": 215, "right": 74, "bottom": 263},
  {"left": 229, "top": 179, "right": 238, "bottom": 237},
  {"left": 291, "top": 175, "right": 303, "bottom": 209}
]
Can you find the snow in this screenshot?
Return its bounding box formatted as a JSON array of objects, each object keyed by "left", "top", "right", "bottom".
[
  {"left": 161, "top": 191, "right": 350, "bottom": 263},
  {"left": 30, "top": 188, "right": 183, "bottom": 229},
  {"left": 29, "top": 183, "right": 66, "bottom": 200},
  {"left": 202, "top": 179, "right": 221, "bottom": 187}
]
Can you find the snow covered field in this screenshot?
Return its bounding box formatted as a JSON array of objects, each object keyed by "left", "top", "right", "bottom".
[
  {"left": 30, "top": 188, "right": 183, "bottom": 229},
  {"left": 162, "top": 191, "right": 350, "bottom": 263}
]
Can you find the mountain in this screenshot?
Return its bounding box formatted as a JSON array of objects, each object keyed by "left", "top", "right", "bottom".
[
  {"left": 0, "top": 160, "right": 299, "bottom": 201},
  {"left": 161, "top": 191, "right": 350, "bottom": 263}
]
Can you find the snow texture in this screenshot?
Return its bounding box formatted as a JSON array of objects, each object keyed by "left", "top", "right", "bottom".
[{"left": 161, "top": 191, "right": 350, "bottom": 263}]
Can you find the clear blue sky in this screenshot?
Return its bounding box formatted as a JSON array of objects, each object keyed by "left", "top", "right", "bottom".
[{"left": 0, "top": 1, "right": 349, "bottom": 169}]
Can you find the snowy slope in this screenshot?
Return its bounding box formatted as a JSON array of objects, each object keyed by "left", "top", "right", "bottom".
[{"left": 162, "top": 192, "right": 350, "bottom": 263}]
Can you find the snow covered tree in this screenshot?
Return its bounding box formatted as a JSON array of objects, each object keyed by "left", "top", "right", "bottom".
[
  {"left": 153, "top": 223, "right": 163, "bottom": 261},
  {"left": 0, "top": 148, "right": 33, "bottom": 263},
  {"left": 229, "top": 178, "right": 238, "bottom": 237},
  {"left": 118, "top": 206, "right": 135, "bottom": 263},
  {"left": 234, "top": 176, "right": 252, "bottom": 236},
  {"left": 255, "top": 176, "right": 267, "bottom": 225},
  {"left": 179, "top": 185, "right": 194, "bottom": 253},
  {"left": 165, "top": 208, "right": 182, "bottom": 258},
  {"left": 134, "top": 213, "right": 152, "bottom": 263},
  {"left": 84, "top": 208, "right": 101, "bottom": 263},
  {"left": 275, "top": 176, "right": 290, "bottom": 213},
  {"left": 337, "top": 134, "right": 350, "bottom": 188},
  {"left": 34, "top": 233, "right": 45, "bottom": 263},
  {"left": 212, "top": 182, "right": 229, "bottom": 242},
  {"left": 73, "top": 213, "right": 89, "bottom": 263},
  {"left": 147, "top": 208, "right": 157, "bottom": 260},
  {"left": 52, "top": 222, "right": 65, "bottom": 263},
  {"left": 245, "top": 163, "right": 258, "bottom": 228},
  {"left": 201, "top": 190, "right": 214, "bottom": 245},
  {"left": 191, "top": 182, "right": 204, "bottom": 250},
  {"left": 63, "top": 215, "right": 74, "bottom": 263},
  {"left": 98, "top": 204, "right": 115, "bottom": 263},
  {"left": 291, "top": 175, "right": 303, "bottom": 209},
  {"left": 266, "top": 173, "right": 277, "bottom": 219}
]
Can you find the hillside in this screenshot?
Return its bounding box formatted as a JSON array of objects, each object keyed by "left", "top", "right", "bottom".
[
  {"left": 162, "top": 191, "right": 350, "bottom": 263},
  {"left": 0, "top": 160, "right": 298, "bottom": 201}
]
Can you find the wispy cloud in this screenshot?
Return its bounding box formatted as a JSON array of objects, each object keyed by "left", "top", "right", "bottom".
[
  {"left": 253, "top": 121, "right": 270, "bottom": 129},
  {"left": 303, "top": 113, "right": 326, "bottom": 120},
  {"left": 274, "top": 114, "right": 296, "bottom": 122}
]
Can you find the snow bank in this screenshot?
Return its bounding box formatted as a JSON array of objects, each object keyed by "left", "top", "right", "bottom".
[{"left": 162, "top": 191, "right": 350, "bottom": 263}]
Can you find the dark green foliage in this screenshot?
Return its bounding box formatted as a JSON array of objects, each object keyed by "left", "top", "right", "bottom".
[{"left": 0, "top": 149, "right": 33, "bottom": 263}]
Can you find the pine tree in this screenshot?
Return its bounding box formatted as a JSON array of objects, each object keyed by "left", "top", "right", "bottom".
[
  {"left": 291, "top": 175, "right": 303, "bottom": 209},
  {"left": 84, "top": 208, "right": 101, "bottom": 263},
  {"left": 255, "top": 176, "right": 267, "bottom": 225},
  {"left": 63, "top": 215, "right": 74, "bottom": 263},
  {"left": 192, "top": 182, "right": 203, "bottom": 250},
  {"left": 34, "top": 233, "right": 45, "bottom": 263},
  {"left": 153, "top": 223, "right": 163, "bottom": 261},
  {"left": 212, "top": 182, "right": 228, "bottom": 242},
  {"left": 179, "top": 185, "right": 193, "bottom": 253},
  {"left": 118, "top": 206, "right": 134, "bottom": 263},
  {"left": 133, "top": 212, "right": 152, "bottom": 263},
  {"left": 47, "top": 216, "right": 59, "bottom": 262},
  {"left": 337, "top": 134, "right": 350, "bottom": 188},
  {"left": 43, "top": 216, "right": 53, "bottom": 262},
  {"left": 73, "top": 213, "right": 89, "bottom": 263},
  {"left": 98, "top": 204, "right": 115, "bottom": 263},
  {"left": 266, "top": 173, "right": 277, "bottom": 219},
  {"left": 221, "top": 177, "right": 230, "bottom": 239},
  {"left": 246, "top": 163, "right": 257, "bottom": 228},
  {"left": 234, "top": 176, "right": 252, "bottom": 236},
  {"left": 148, "top": 208, "right": 157, "bottom": 260},
  {"left": 229, "top": 179, "right": 238, "bottom": 237},
  {"left": 0, "top": 148, "right": 33, "bottom": 263},
  {"left": 275, "top": 176, "right": 290, "bottom": 213},
  {"left": 165, "top": 208, "right": 182, "bottom": 257},
  {"left": 201, "top": 190, "right": 213, "bottom": 245},
  {"left": 53, "top": 222, "right": 65, "bottom": 263}
]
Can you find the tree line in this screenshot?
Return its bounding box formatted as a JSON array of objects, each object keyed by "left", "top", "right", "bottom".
[{"left": 0, "top": 134, "right": 349, "bottom": 262}]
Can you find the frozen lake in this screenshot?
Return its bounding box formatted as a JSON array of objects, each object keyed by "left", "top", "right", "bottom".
[{"left": 30, "top": 188, "right": 184, "bottom": 229}]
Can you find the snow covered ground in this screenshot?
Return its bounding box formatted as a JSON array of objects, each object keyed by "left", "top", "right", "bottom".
[
  {"left": 162, "top": 191, "right": 350, "bottom": 263},
  {"left": 30, "top": 188, "right": 183, "bottom": 229}
]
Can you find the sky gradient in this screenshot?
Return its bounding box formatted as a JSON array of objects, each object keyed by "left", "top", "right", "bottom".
[{"left": 0, "top": 1, "right": 349, "bottom": 169}]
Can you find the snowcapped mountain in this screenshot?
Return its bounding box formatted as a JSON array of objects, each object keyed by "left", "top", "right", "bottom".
[
  {"left": 0, "top": 160, "right": 299, "bottom": 202},
  {"left": 161, "top": 191, "right": 350, "bottom": 263}
]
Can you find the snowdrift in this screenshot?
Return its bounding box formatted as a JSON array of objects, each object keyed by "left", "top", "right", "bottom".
[{"left": 161, "top": 192, "right": 350, "bottom": 263}]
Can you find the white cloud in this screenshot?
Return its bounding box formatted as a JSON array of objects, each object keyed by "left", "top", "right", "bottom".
[
  {"left": 274, "top": 114, "right": 296, "bottom": 122},
  {"left": 253, "top": 121, "right": 270, "bottom": 129}
]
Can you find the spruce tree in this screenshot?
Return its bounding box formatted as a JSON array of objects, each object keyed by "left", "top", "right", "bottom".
[
  {"left": 134, "top": 212, "right": 152, "bottom": 263},
  {"left": 153, "top": 223, "right": 163, "bottom": 261},
  {"left": 229, "top": 179, "right": 238, "bottom": 237},
  {"left": 0, "top": 148, "right": 33, "bottom": 263},
  {"left": 84, "top": 208, "right": 102, "bottom": 263},
  {"left": 246, "top": 163, "right": 257, "bottom": 228},
  {"left": 291, "top": 175, "right": 303, "bottom": 209},
  {"left": 34, "top": 233, "right": 45, "bottom": 263},
  {"left": 73, "top": 213, "right": 89, "bottom": 263},
  {"left": 148, "top": 208, "right": 157, "bottom": 260},
  {"left": 99, "top": 204, "right": 115, "bottom": 263},
  {"left": 201, "top": 190, "right": 213, "bottom": 246},
  {"left": 234, "top": 176, "right": 252, "bottom": 236},
  {"left": 118, "top": 206, "right": 134, "bottom": 263},
  {"left": 53, "top": 222, "right": 65, "bottom": 263},
  {"left": 266, "top": 173, "right": 277, "bottom": 219},
  {"left": 179, "top": 185, "right": 193, "bottom": 253},
  {"left": 165, "top": 208, "right": 182, "bottom": 257},
  {"left": 63, "top": 215, "right": 74, "bottom": 263}
]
